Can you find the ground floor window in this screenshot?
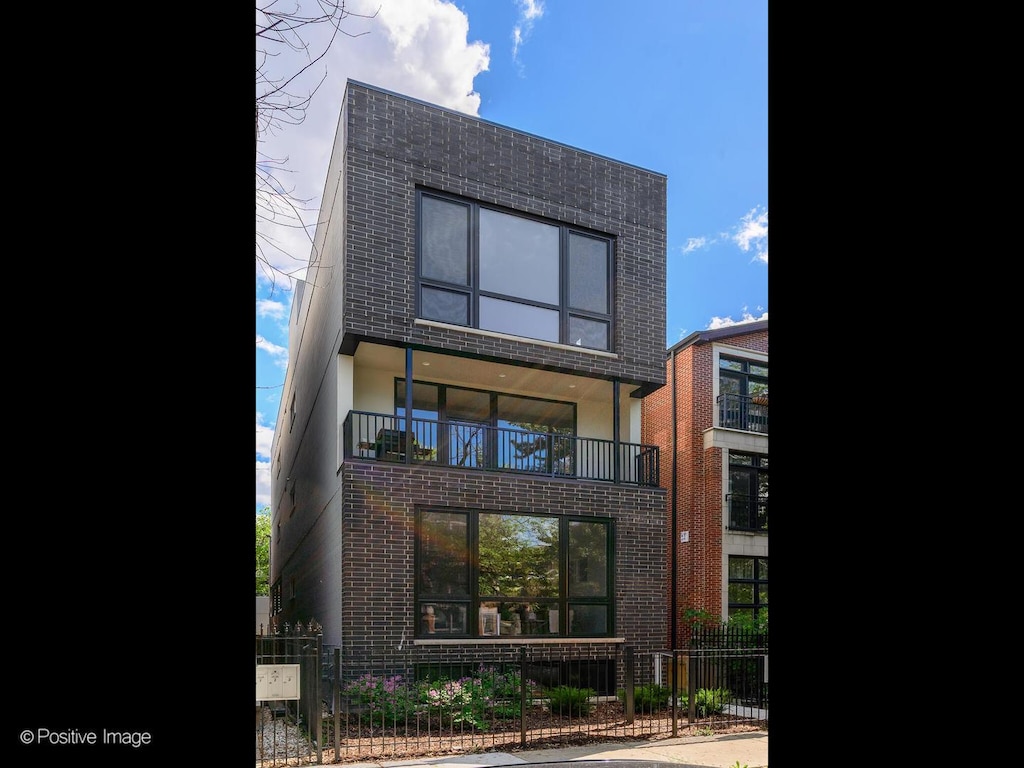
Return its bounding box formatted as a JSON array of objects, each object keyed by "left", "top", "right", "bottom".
[
  {"left": 728, "top": 555, "right": 768, "bottom": 622},
  {"left": 416, "top": 508, "right": 613, "bottom": 638}
]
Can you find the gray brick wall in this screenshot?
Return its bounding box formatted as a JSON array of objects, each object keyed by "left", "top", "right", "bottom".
[
  {"left": 340, "top": 461, "right": 668, "bottom": 660},
  {"left": 342, "top": 81, "right": 667, "bottom": 388}
]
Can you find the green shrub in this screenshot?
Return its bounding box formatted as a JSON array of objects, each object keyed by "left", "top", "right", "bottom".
[
  {"left": 343, "top": 674, "right": 419, "bottom": 727},
  {"left": 693, "top": 687, "right": 731, "bottom": 717},
  {"left": 617, "top": 683, "right": 671, "bottom": 712},
  {"left": 420, "top": 676, "right": 488, "bottom": 730},
  {"left": 546, "top": 685, "right": 595, "bottom": 716}
]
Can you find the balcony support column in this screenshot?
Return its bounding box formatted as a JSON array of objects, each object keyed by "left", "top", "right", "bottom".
[
  {"left": 613, "top": 378, "right": 621, "bottom": 483},
  {"left": 405, "top": 347, "right": 414, "bottom": 462}
]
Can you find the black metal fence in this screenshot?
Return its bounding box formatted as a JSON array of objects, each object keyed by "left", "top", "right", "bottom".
[{"left": 255, "top": 628, "right": 768, "bottom": 767}]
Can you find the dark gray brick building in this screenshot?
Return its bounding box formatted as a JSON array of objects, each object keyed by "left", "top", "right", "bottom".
[{"left": 271, "top": 80, "right": 668, "bottom": 679}]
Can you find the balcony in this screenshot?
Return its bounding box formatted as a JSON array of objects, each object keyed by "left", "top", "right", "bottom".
[
  {"left": 727, "top": 493, "right": 768, "bottom": 532},
  {"left": 342, "top": 411, "right": 660, "bottom": 487},
  {"left": 718, "top": 393, "right": 769, "bottom": 434}
]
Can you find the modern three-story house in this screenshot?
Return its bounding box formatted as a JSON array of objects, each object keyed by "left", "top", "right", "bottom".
[
  {"left": 269, "top": 81, "right": 669, "bottom": 686},
  {"left": 642, "top": 321, "right": 768, "bottom": 649}
]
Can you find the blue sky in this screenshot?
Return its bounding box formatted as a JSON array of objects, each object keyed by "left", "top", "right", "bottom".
[{"left": 256, "top": 0, "right": 768, "bottom": 514}]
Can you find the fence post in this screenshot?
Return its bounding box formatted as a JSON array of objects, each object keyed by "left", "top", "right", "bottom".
[
  {"left": 623, "top": 645, "right": 634, "bottom": 723},
  {"left": 334, "top": 647, "right": 341, "bottom": 757},
  {"left": 315, "top": 635, "right": 323, "bottom": 765},
  {"left": 519, "top": 645, "right": 527, "bottom": 747},
  {"left": 687, "top": 651, "right": 696, "bottom": 724}
]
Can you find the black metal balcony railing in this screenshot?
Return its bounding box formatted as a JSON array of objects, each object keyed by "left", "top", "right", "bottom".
[
  {"left": 727, "top": 493, "right": 768, "bottom": 532},
  {"left": 343, "top": 411, "right": 659, "bottom": 487},
  {"left": 718, "top": 393, "right": 769, "bottom": 434}
]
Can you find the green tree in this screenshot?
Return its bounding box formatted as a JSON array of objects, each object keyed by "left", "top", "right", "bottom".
[{"left": 256, "top": 507, "right": 271, "bottom": 595}]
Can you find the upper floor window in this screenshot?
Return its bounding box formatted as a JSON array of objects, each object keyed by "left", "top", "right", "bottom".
[
  {"left": 728, "top": 452, "right": 768, "bottom": 532},
  {"left": 719, "top": 355, "right": 768, "bottom": 432},
  {"left": 417, "top": 190, "right": 614, "bottom": 351},
  {"left": 416, "top": 508, "right": 613, "bottom": 638}
]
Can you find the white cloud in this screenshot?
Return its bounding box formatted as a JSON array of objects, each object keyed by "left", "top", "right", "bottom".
[
  {"left": 256, "top": 459, "right": 271, "bottom": 509},
  {"left": 256, "top": 412, "right": 275, "bottom": 458},
  {"left": 256, "top": 0, "right": 490, "bottom": 287},
  {"left": 257, "top": 298, "right": 288, "bottom": 320},
  {"left": 512, "top": 0, "right": 545, "bottom": 63},
  {"left": 732, "top": 206, "right": 768, "bottom": 264},
  {"left": 707, "top": 310, "right": 769, "bottom": 330},
  {"left": 257, "top": 335, "right": 289, "bottom": 370},
  {"left": 257, "top": 412, "right": 274, "bottom": 509},
  {"left": 681, "top": 236, "right": 710, "bottom": 254}
]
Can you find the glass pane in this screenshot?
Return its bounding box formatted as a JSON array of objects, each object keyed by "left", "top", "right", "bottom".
[
  {"left": 419, "top": 511, "right": 469, "bottom": 597},
  {"left": 750, "top": 363, "right": 768, "bottom": 377},
  {"left": 422, "top": 286, "right": 469, "bottom": 325},
  {"left": 719, "top": 375, "right": 741, "bottom": 394},
  {"left": 758, "top": 585, "right": 768, "bottom": 603},
  {"left": 568, "top": 316, "right": 608, "bottom": 350},
  {"left": 730, "top": 453, "right": 753, "bottom": 466},
  {"left": 479, "top": 208, "right": 559, "bottom": 303},
  {"left": 493, "top": 601, "right": 557, "bottom": 636},
  {"left": 497, "top": 395, "right": 574, "bottom": 432},
  {"left": 480, "top": 296, "right": 559, "bottom": 342},
  {"left": 568, "top": 233, "right": 609, "bottom": 312},
  {"left": 757, "top": 558, "right": 768, "bottom": 580},
  {"left": 419, "top": 602, "right": 467, "bottom": 635},
  {"left": 729, "top": 556, "right": 753, "bottom": 579},
  {"left": 446, "top": 388, "right": 490, "bottom": 421},
  {"left": 421, "top": 196, "right": 469, "bottom": 285},
  {"left": 729, "top": 583, "right": 754, "bottom": 603},
  {"left": 568, "top": 604, "right": 607, "bottom": 635},
  {"left": 720, "top": 358, "right": 744, "bottom": 371},
  {"left": 730, "top": 469, "right": 752, "bottom": 497},
  {"left": 568, "top": 521, "right": 607, "bottom": 597},
  {"left": 396, "top": 381, "right": 440, "bottom": 450},
  {"left": 448, "top": 421, "right": 487, "bottom": 467},
  {"left": 478, "top": 513, "right": 559, "bottom": 598}
]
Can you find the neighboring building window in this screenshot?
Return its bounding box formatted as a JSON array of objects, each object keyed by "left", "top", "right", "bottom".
[
  {"left": 719, "top": 355, "right": 768, "bottom": 432},
  {"left": 416, "top": 509, "right": 612, "bottom": 637},
  {"left": 417, "top": 190, "right": 614, "bottom": 351},
  {"left": 727, "top": 452, "right": 768, "bottom": 532},
  {"left": 289, "top": 392, "right": 296, "bottom": 432},
  {"left": 728, "top": 556, "right": 767, "bottom": 621}
]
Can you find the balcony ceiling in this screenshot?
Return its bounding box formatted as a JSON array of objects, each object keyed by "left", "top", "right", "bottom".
[{"left": 354, "top": 343, "right": 612, "bottom": 402}]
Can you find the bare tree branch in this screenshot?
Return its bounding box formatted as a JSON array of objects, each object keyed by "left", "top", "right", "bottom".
[{"left": 255, "top": 1, "right": 379, "bottom": 290}]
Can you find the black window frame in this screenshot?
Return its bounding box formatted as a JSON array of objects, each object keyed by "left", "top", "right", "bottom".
[
  {"left": 416, "top": 189, "right": 615, "bottom": 351},
  {"left": 727, "top": 451, "right": 768, "bottom": 532},
  {"left": 727, "top": 555, "right": 768, "bottom": 621},
  {"left": 415, "top": 507, "right": 614, "bottom": 638}
]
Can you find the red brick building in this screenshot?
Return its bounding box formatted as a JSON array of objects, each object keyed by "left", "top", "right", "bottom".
[{"left": 642, "top": 320, "right": 768, "bottom": 649}]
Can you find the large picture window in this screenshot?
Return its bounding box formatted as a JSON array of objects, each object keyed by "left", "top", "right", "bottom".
[
  {"left": 417, "top": 190, "right": 614, "bottom": 351},
  {"left": 416, "top": 509, "right": 613, "bottom": 638}
]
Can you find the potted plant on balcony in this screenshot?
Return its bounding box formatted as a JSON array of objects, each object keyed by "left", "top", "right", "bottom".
[{"left": 751, "top": 392, "right": 769, "bottom": 407}]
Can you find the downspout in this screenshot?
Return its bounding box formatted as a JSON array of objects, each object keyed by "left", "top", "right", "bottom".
[{"left": 670, "top": 347, "right": 678, "bottom": 650}]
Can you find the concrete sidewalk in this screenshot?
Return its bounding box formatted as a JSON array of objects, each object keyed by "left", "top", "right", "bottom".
[{"left": 345, "top": 730, "right": 768, "bottom": 768}]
